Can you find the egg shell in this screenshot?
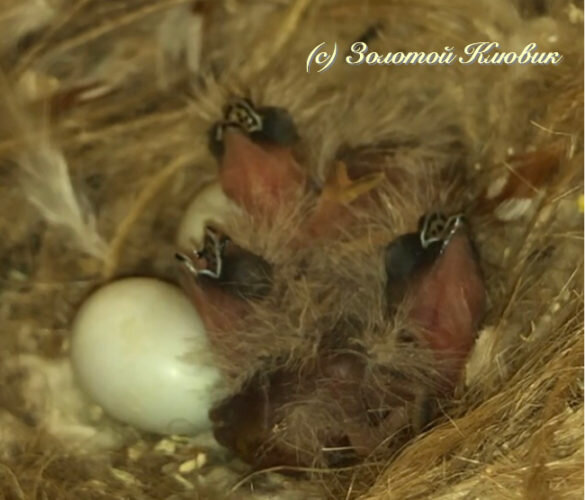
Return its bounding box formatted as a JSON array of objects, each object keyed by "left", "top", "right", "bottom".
[
  {"left": 176, "top": 181, "right": 238, "bottom": 250},
  {"left": 70, "top": 277, "right": 224, "bottom": 435}
]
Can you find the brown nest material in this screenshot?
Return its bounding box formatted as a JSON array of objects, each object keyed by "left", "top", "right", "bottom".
[{"left": 0, "top": 0, "right": 582, "bottom": 499}]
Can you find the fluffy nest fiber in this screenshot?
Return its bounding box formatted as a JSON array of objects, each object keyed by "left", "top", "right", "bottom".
[{"left": 0, "top": 0, "right": 583, "bottom": 499}]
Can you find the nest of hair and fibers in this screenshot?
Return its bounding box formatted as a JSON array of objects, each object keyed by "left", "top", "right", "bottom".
[{"left": 0, "top": 0, "right": 582, "bottom": 499}]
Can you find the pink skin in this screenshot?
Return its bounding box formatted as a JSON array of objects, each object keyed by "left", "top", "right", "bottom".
[
  {"left": 219, "top": 129, "right": 305, "bottom": 220},
  {"left": 407, "top": 233, "right": 486, "bottom": 391},
  {"left": 178, "top": 270, "right": 250, "bottom": 351},
  {"left": 199, "top": 131, "right": 486, "bottom": 465},
  {"left": 341, "top": 232, "right": 486, "bottom": 455}
]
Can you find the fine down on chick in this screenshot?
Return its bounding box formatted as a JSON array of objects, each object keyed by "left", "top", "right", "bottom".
[{"left": 176, "top": 97, "right": 487, "bottom": 469}]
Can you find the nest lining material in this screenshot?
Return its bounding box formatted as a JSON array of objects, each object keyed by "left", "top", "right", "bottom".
[{"left": 0, "top": 0, "right": 583, "bottom": 499}]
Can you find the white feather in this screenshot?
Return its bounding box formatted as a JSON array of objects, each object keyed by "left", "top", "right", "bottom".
[
  {"left": 1, "top": 75, "right": 107, "bottom": 259},
  {"left": 17, "top": 141, "right": 107, "bottom": 259}
]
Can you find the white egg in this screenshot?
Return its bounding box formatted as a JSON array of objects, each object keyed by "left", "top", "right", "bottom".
[
  {"left": 176, "top": 181, "right": 238, "bottom": 250},
  {"left": 70, "top": 278, "right": 224, "bottom": 435}
]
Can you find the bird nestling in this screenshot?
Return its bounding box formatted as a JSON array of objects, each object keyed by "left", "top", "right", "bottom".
[{"left": 177, "top": 97, "right": 487, "bottom": 469}]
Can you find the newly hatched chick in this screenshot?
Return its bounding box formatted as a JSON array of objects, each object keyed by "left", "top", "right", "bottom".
[{"left": 178, "top": 98, "right": 486, "bottom": 469}]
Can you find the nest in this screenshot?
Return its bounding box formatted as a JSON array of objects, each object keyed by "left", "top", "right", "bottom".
[{"left": 0, "top": 0, "right": 582, "bottom": 498}]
